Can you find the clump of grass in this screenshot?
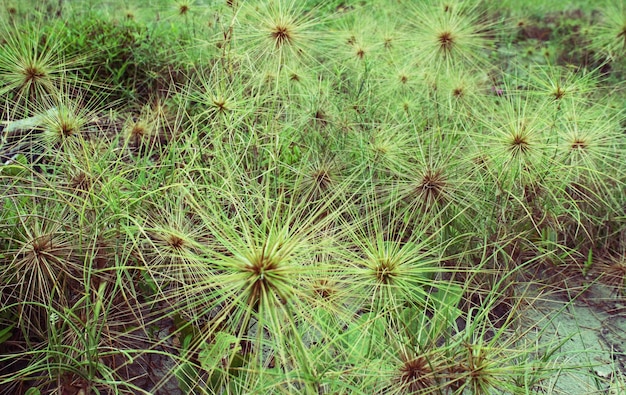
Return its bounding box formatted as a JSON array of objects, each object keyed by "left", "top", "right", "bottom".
[
  {"left": 0, "top": 197, "right": 81, "bottom": 339},
  {"left": 1, "top": 1, "right": 625, "bottom": 394},
  {"left": 406, "top": 0, "right": 498, "bottom": 72},
  {"left": 235, "top": 0, "right": 327, "bottom": 78},
  {"left": 0, "top": 21, "right": 86, "bottom": 116},
  {"left": 589, "top": 2, "right": 626, "bottom": 64}
]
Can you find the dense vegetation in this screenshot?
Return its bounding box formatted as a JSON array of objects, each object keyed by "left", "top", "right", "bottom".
[{"left": 0, "top": 0, "right": 624, "bottom": 393}]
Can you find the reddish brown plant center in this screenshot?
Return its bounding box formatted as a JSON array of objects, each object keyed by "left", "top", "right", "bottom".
[
  {"left": 418, "top": 169, "right": 446, "bottom": 203},
  {"left": 509, "top": 134, "right": 530, "bottom": 156},
  {"left": 399, "top": 357, "right": 434, "bottom": 392},
  {"left": 167, "top": 234, "right": 185, "bottom": 250},
  {"left": 554, "top": 87, "right": 565, "bottom": 100},
  {"left": 271, "top": 25, "right": 292, "bottom": 48},
  {"left": 375, "top": 258, "right": 396, "bottom": 284},
  {"left": 312, "top": 169, "right": 332, "bottom": 189},
  {"left": 213, "top": 99, "right": 228, "bottom": 112},
  {"left": 571, "top": 139, "right": 587, "bottom": 150},
  {"left": 22, "top": 65, "right": 47, "bottom": 83},
  {"left": 438, "top": 31, "right": 455, "bottom": 53}
]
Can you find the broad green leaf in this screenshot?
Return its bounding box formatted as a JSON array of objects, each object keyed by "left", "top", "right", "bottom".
[
  {"left": 0, "top": 154, "right": 28, "bottom": 176},
  {"left": 432, "top": 284, "right": 463, "bottom": 321},
  {"left": 176, "top": 361, "right": 200, "bottom": 395},
  {"left": 0, "top": 325, "right": 14, "bottom": 344},
  {"left": 198, "top": 331, "right": 240, "bottom": 372},
  {"left": 342, "top": 312, "right": 387, "bottom": 363},
  {"left": 175, "top": 334, "right": 199, "bottom": 394}
]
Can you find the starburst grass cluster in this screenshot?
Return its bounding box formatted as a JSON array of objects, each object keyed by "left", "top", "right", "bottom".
[{"left": 0, "top": 1, "right": 625, "bottom": 394}]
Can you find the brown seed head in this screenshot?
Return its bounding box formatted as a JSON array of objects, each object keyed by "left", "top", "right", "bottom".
[
  {"left": 271, "top": 24, "right": 292, "bottom": 48},
  {"left": 398, "top": 356, "right": 435, "bottom": 392},
  {"left": 213, "top": 98, "right": 229, "bottom": 113},
  {"left": 374, "top": 258, "right": 397, "bottom": 285},
  {"left": 417, "top": 168, "right": 447, "bottom": 204},
  {"left": 553, "top": 86, "right": 565, "bottom": 100},
  {"left": 355, "top": 46, "right": 366, "bottom": 59},
  {"left": 31, "top": 235, "right": 53, "bottom": 256},
  {"left": 570, "top": 139, "right": 587, "bottom": 150},
  {"left": 509, "top": 133, "right": 530, "bottom": 157},
  {"left": 438, "top": 31, "right": 455, "bottom": 53},
  {"left": 167, "top": 234, "right": 186, "bottom": 250},
  {"left": 70, "top": 171, "right": 91, "bottom": 192},
  {"left": 22, "top": 64, "right": 47, "bottom": 84},
  {"left": 179, "top": 4, "right": 190, "bottom": 15}
]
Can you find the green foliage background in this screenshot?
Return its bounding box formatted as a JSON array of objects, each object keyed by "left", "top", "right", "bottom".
[{"left": 0, "top": 0, "right": 624, "bottom": 394}]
